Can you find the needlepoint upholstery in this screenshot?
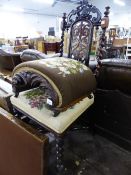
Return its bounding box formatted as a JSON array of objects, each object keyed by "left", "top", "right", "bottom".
[
  {"left": 12, "top": 57, "right": 96, "bottom": 112},
  {"left": 10, "top": 88, "right": 94, "bottom": 134}
]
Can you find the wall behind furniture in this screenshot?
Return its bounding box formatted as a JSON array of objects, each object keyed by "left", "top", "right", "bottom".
[{"left": 0, "top": 11, "right": 59, "bottom": 39}]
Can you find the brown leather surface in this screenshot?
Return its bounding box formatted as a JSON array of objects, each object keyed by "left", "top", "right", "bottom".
[
  {"left": 0, "top": 108, "right": 48, "bottom": 175},
  {"left": 0, "top": 49, "right": 22, "bottom": 70},
  {"left": 101, "top": 59, "right": 131, "bottom": 68},
  {"left": 94, "top": 59, "right": 131, "bottom": 149},
  {"left": 20, "top": 49, "right": 48, "bottom": 62},
  {"left": 97, "top": 59, "right": 131, "bottom": 95}
]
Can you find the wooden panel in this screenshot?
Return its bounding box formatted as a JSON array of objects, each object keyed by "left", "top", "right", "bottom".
[
  {"left": 37, "top": 41, "right": 45, "bottom": 53},
  {"left": 0, "top": 108, "right": 48, "bottom": 175},
  {"left": 44, "top": 42, "right": 60, "bottom": 54},
  {"left": 113, "top": 38, "right": 131, "bottom": 47},
  {"left": 0, "top": 79, "right": 12, "bottom": 112}
]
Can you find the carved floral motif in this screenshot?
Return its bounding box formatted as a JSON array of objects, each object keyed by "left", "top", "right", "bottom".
[{"left": 70, "top": 21, "right": 92, "bottom": 63}]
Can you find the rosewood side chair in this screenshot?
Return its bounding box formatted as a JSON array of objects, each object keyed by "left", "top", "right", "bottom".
[
  {"left": 59, "top": 1, "right": 109, "bottom": 67},
  {"left": 10, "top": 1, "right": 110, "bottom": 174}
]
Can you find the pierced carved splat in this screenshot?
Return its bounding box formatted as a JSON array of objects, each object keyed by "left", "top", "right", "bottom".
[{"left": 68, "top": 20, "right": 93, "bottom": 64}]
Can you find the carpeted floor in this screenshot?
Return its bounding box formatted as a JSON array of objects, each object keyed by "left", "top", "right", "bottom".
[{"left": 48, "top": 131, "right": 131, "bottom": 175}]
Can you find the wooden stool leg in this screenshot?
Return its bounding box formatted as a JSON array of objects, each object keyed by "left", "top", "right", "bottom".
[{"left": 55, "top": 136, "right": 64, "bottom": 175}]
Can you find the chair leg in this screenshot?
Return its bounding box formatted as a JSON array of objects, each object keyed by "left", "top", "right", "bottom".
[{"left": 55, "top": 135, "right": 65, "bottom": 175}]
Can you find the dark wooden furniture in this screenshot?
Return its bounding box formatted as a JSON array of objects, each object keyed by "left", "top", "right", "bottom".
[
  {"left": 59, "top": 3, "right": 109, "bottom": 65},
  {"left": 0, "top": 78, "right": 13, "bottom": 112},
  {"left": 106, "top": 38, "right": 125, "bottom": 58},
  {"left": 44, "top": 42, "right": 60, "bottom": 54},
  {"left": 108, "top": 28, "right": 117, "bottom": 44},
  {"left": 94, "top": 59, "right": 131, "bottom": 151},
  {"left": 0, "top": 107, "right": 48, "bottom": 175},
  {"left": 14, "top": 45, "right": 29, "bottom": 52},
  {"left": 11, "top": 1, "right": 110, "bottom": 174},
  {"left": 106, "top": 46, "right": 123, "bottom": 58}
]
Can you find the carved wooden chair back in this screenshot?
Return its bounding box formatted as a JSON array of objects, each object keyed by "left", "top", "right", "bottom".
[
  {"left": 59, "top": 0, "right": 110, "bottom": 66},
  {"left": 68, "top": 20, "right": 93, "bottom": 65}
]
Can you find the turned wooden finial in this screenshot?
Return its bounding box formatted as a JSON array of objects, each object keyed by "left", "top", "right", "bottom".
[
  {"left": 104, "top": 6, "right": 110, "bottom": 17},
  {"left": 101, "top": 6, "right": 110, "bottom": 29},
  {"left": 59, "top": 13, "right": 67, "bottom": 57},
  {"left": 96, "top": 6, "right": 110, "bottom": 69}
]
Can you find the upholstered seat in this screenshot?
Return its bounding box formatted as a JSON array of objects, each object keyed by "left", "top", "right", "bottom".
[
  {"left": 11, "top": 88, "right": 94, "bottom": 134},
  {"left": 0, "top": 49, "right": 21, "bottom": 70},
  {"left": 20, "top": 49, "right": 48, "bottom": 62}
]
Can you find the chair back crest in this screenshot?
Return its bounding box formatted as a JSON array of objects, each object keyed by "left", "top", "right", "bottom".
[{"left": 59, "top": 0, "right": 110, "bottom": 66}]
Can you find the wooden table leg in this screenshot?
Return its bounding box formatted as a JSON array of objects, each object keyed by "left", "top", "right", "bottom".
[{"left": 55, "top": 135, "right": 64, "bottom": 175}]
